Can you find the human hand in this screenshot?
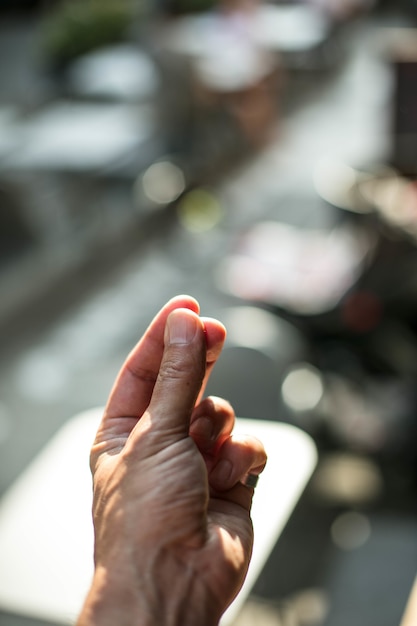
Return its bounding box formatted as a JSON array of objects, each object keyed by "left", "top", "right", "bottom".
[{"left": 77, "top": 295, "right": 267, "bottom": 626}]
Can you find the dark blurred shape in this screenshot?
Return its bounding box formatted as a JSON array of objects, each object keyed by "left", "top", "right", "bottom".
[
  {"left": 205, "top": 345, "right": 282, "bottom": 421},
  {"left": 305, "top": 0, "right": 376, "bottom": 22},
  {"left": 160, "top": 0, "right": 215, "bottom": 16},
  {"left": 205, "top": 306, "right": 308, "bottom": 421},
  {"left": 277, "top": 338, "right": 417, "bottom": 455},
  {"left": 384, "top": 29, "right": 417, "bottom": 177},
  {"left": 341, "top": 290, "right": 383, "bottom": 334},
  {"left": 41, "top": 0, "right": 135, "bottom": 70},
  {"left": 316, "top": 161, "right": 417, "bottom": 335},
  {"left": 0, "top": 0, "right": 42, "bottom": 12},
  {"left": 0, "top": 182, "right": 34, "bottom": 265},
  {"left": 321, "top": 515, "right": 417, "bottom": 626}
]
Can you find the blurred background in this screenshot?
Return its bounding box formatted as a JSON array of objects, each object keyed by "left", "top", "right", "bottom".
[{"left": 0, "top": 0, "right": 417, "bottom": 624}]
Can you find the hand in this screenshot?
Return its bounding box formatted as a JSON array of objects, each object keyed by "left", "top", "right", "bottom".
[{"left": 77, "top": 295, "right": 267, "bottom": 626}]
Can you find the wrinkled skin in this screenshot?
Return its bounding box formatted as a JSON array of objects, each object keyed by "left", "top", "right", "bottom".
[{"left": 77, "top": 296, "right": 267, "bottom": 626}]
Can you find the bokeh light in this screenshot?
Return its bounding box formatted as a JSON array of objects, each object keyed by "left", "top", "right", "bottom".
[
  {"left": 312, "top": 453, "right": 383, "bottom": 506},
  {"left": 222, "top": 306, "right": 283, "bottom": 352},
  {"left": 141, "top": 160, "right": 186, "bottom": 205},
  {"left": 331, "top": 511, "right": 371, "bottom": 551},
  {"left": 281, "top": 363, "right": 324, "bottom": 413},
  {"left": 177, "top": 188, "right": 223, "bottom": 233},
  {"left": 290, "top": 587, "right": 330, "bottom": 626}
]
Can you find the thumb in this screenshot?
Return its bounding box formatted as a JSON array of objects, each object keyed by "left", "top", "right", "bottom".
[{"left": 135, "top": 308, "right": 207, "bottom": 449}]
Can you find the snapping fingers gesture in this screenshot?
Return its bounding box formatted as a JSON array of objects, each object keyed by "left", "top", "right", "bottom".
[{"left": 78, "top": 296, "right": 267, "bottom": 626}]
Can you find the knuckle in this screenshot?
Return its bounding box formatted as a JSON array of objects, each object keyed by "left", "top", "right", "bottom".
[
  {"left": 159, "top": 355, "right": 188, "bottom": 381},
  {"left": 159, "top": 350, "right": 205, "bottom": 384}
]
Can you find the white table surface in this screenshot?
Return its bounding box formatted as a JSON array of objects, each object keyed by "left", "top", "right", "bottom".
[
  {"left": 160, "top": 6, "right": 329, "bottom": 92},
  {"left": 163, "top": 5, "right": 330, "bottom": 58},
  {"left": 2, "top": 102, "right": 154, "bottom": 173},
  {"left": 67, "top": 45, "right": 160, "bottom": 101},
  {"left": 0, "top": 408, "right": 317, "bottom": 625}
]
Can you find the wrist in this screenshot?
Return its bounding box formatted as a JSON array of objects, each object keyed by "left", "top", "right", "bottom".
[
  {"left": 77, "top": 564, "right": 146, "bottom": 626},
  {"left": 77, "top": 560, "right": 222, "bottom": 626}
]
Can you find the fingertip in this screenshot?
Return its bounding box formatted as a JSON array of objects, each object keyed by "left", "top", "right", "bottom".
[
  {"left": 201, "top": 317, "right": 227, "bottom": 360},
  {"left": 168, "top": 294, "right": 200, "bottom": 314},
  {"left": 190, "top": 396, "right": 235, "bottom": 452},
  {"left": 202, "top": 316, "right": 226, "bottom": 338},
  {"left": 165, "top": 308, "right": 203, "bottom": 346},
  {"left": 209, "top": 435, "right": 267, "bottom": 492}
]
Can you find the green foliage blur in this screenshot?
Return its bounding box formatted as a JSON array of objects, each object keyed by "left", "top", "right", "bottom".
[{"left": 41, "top": 0, "right": 136, "bottom": 69}]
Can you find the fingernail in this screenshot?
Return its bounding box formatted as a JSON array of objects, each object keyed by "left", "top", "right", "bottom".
[
  {"left": 211, "top": 459, "right": 233, "bottom": 486},
  {"left": 167, "top": 311, "right": 198, "bottom": 345}
]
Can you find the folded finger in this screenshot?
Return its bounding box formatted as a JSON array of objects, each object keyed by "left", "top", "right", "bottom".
[
  {"left": 197, "top": 317, "right": 226, "bottom": 403},
  {"left": 209, "top": 434, "right": 267, "bottom": 511},
  {"left": 209, "top": 434, "right": 267, "bottom": 497},
  {"left": 189, "top": 396, "right": 235, "bottom": 453}
]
